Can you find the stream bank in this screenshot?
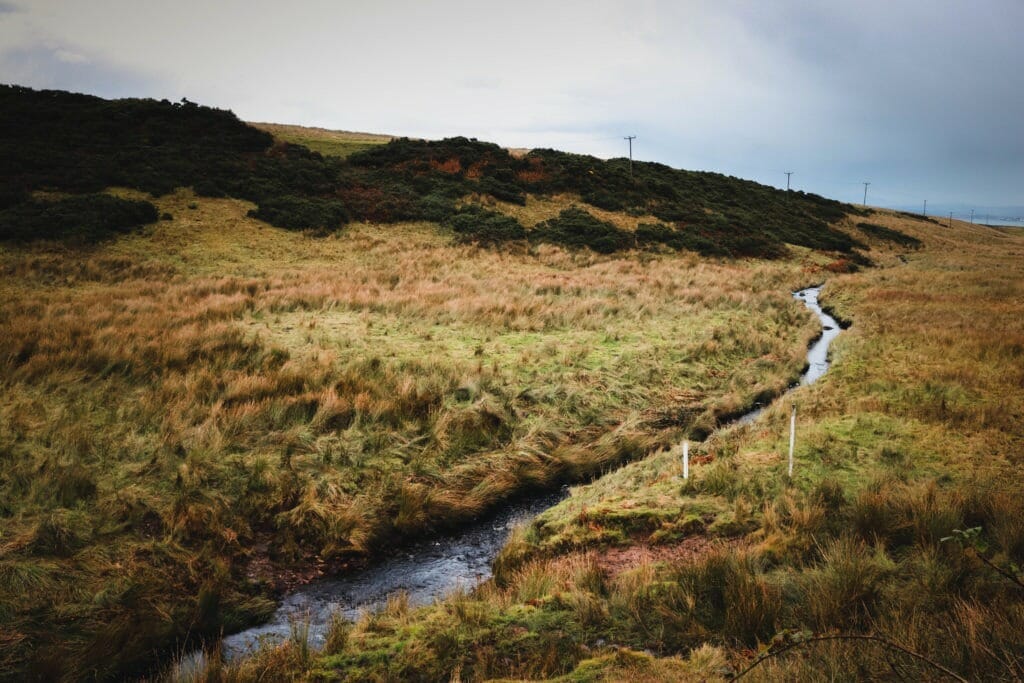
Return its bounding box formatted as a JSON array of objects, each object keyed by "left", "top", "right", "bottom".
[{"left": 192, "top": 284, "right": 841, "bottom": 663}]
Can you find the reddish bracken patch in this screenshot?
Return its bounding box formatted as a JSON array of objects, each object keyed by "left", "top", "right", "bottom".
[
  {"left": 429, "top": 157, "right": 462, "bottom": 174},
  {"left": 515, "top": 157, "right": 548, "bottom": 184},
  {"left": 594, "top": 536, "right": 744, "bottom": 577},
  {"left": 824, "top": 258, "right": 857, "bottom": 273}
]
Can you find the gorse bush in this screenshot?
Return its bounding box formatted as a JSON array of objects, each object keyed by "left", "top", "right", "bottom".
[
  {"left": 247, "top": 195, "right": 350, "bottom": 231},
  {"left": 445, "top": 206, "right": 526, "bottom": 245},
  {"left": 857, "top": 221, "right": 923, "bottom": 248},
  {"left": 0, "top": 194, "right": 158, "bottom": 242},
  {"left": 1, "top": 86, "right": 866, "bottom": 257},
  {"left": 532, "top": 207, "right": 635, "bottom": 254},
  {"left": 636, "top": 221, "right": 728, "bottom": 256}
]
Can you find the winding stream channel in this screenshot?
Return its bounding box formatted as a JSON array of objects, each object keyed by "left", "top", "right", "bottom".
[{"left": 210, "top": 284, "right": 843, "bottom": 661}]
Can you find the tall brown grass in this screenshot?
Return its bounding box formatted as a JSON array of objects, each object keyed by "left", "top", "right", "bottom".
[{"left": 0, "top": 189, "right": 823, "bottom": 679}]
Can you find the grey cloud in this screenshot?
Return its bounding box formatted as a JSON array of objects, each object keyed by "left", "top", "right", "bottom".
[
  {"left": 2, "top": 0, "right": 1022, "bottom": 208},
  {"left": 1, "top": 45, "right": 165, "bottom": 99}
]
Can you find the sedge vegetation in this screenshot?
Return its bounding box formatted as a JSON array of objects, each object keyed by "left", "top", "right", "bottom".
[
  {"left": 186, "top": 211, "right": 1024, "bottom": 682},
  {"left": 0, "top": 184, "right": 828, "bottom": 679}
]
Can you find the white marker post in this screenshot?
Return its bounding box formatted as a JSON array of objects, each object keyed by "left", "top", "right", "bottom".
[
  {"left": 788, "top": 404, "right": 796, "bottom": 478},
  {"left": 682, "top": 440, "right": 689, "bottom": 479}
]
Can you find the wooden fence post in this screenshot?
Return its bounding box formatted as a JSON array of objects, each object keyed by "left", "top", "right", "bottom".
[{"left": 788, "top": 404, "right": 796, "bottom": 478}]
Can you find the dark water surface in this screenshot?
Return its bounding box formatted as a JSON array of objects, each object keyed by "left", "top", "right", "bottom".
[
  {"left": 197, "top": 284, "right": 839, "bottom": 662},
  {"left": 217, "top": 489, "right": 567, "bottom": 658}
]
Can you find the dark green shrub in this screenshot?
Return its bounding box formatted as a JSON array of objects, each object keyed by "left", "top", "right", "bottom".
[
  {"left": 248, "top": 196, "right": 349, "bottom": 231},
  {"left": 636, "top": 221, "right": 726, "bottom": 256},
  {"left": 857, "top": 222, "right": 922, "bottom": 248},
  {"left": 445, "top": 206, "right": 525, "bottom": 245},
  {"left": 0, "top": 185, "right": 28, "bottom": 210},
  {"left": 532, "top": 207, "right": 634, "bottom": 254},
  {"left": 1, "top": 85, "right": 869, "bottom": 259},
  {"left": 0, "top": 194, "right": 158, "bottom": 242},
  {"left": 418, "top": 192, "right": 458, "bottom": 222},
  {"left": 478, "top": 176, "right": 526, "bottom": 205}
]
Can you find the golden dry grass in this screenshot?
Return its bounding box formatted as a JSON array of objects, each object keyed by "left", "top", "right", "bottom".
[
  {"left": 0, "top": 188, "right": 829, "bottom": 679},
  {"left": 249, "top": 123, "right": 393, "bottom": 158},
  {"left": 300, "top": 209, "right": 1024, "bottom": 682},
  {"left": 463, "top": 192, "right": 667, "bottom": 232}
]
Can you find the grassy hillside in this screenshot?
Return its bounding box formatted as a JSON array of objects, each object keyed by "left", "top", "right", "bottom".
[
  {"left": 188, "top": 211, "right": 1024, "bottom": 682},
  {"left": 250, "top": 123, "right": 392, "bottom": 159},
  {"left": 5, "top": 86, "right": 1009, "bottom": 681}
]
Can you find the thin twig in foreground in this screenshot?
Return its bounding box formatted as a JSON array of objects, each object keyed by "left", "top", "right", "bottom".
[{"left": 731, "top": 633, "right": 968, "bottom": 682}]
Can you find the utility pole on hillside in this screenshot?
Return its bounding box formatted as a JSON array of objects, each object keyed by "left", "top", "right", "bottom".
[
  {"left": 785, "top": 171, "right": 793, "bottom": 191},
  {"left": 923, "top": 199, "right": 927, "bottom": 217},
  {"left": 970, "top": 209, "right": 975, "bottom": 224},
  {"left": 624, "top": 135, "right": 636, "bottom": 181},
  {"left": 949, "top": 212, "right": 953, "bottom": 228},
  {"left": 862, "top": 182, "right": 871, "bottom": 207}
]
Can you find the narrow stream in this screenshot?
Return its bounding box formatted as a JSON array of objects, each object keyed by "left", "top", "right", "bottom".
[{"left": 208, "top": 284, "right": 841, "bottom": 661}]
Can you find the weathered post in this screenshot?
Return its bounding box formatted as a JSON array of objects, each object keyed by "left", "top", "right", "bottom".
[
  {"left": 682, "top": 440, "right": 689, "bottom": 479},
  {"left": 788, "top": 404, "right": 796, "bottom": 478}
]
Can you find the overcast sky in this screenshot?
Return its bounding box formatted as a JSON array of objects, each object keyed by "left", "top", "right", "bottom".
[{"left": 2, "top": 0, "right": 1022, "bottom": 211}]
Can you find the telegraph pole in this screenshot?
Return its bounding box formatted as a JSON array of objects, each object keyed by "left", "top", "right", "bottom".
[
  {"left": 862, "top": 182, "right": 871, "bottom": 207},
  {"left": 948, "top": 212, "right": 953, "bottom": 228},
  {"left": 970, "top": 209, "right": 975, "bottom": 224},
  {"left": 785, "top": 171, "right": 793, "bottom": 191},
  {"left": 923, "top": 199, "right": 927, "bottom": 217},
  {"left": 624, "top": 135, "right": 636, "bottom": 180}
]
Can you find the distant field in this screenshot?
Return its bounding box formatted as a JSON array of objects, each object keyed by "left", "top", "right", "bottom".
[{"left": 250, "top": 122, "right": 392, "bottom": 158}]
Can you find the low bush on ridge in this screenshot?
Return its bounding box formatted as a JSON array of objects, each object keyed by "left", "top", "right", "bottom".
[
  {"left": 445, "top": 205, "right": 526, "bottom": 245},
  {"left": 0, "top": 194, "right": 158, "bottom": 242},
  {"left": 247, "top": 195, "right": 350, "bottom": 231},
  {"left": 857, "top": 221, "right": 922, "bottom": 249},
  {"left": 532, "top": 206, "right": 635, "bottom": 254},
  {"left": 2, "top": 85, "right": 866, "bottom": 258}
]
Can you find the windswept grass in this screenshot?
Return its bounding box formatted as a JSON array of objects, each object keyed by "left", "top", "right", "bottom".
[
  {"left": 286, "top": 210, "right": 1024, "bottom": 681},
  {"left": 0, "top": 187, "right": 827, "bottom": 679}
]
